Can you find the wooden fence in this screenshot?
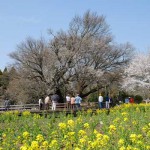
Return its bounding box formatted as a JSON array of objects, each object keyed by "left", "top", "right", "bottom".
[{"left": 0, "top": 102, "right": 100, "bottom": 111}]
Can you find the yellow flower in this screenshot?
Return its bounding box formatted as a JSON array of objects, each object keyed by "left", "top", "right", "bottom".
[
  {"left": 113, "top": 117, "right": 120, "bottom": 124},
  {"left": 58, "top": 122, "right": 67, "bottom": 130},
  {"left": 33, "top": 114, "right": 41, "bottom": 119},
  {"left": 23, "top": 131, "right": 30, "bottom": 139},
  {"left": 96, "top": 109, "right": 101, "bottom": 114},
  {"left": 121, "top": 112, "right": 128, "bottom": 116},
  {"left": 118, "top": 139, "right": 124, "bottom": 146},
  {"left": 124, "top": 117, "right": 128, "bottom": 122},
  {"left": 67, "top": 119, "right": 75, "bottom": 127},
  {"left": 130, "top": 134, "right": 137, "bottom": 142},
  {"left": 78, "top": 130, "right": 86, "bottom": 137},
  {"left": 20, "top": 145, "right": 28, "bottom": 150},
  {"left": 126, "top": 145, "right": 132, "bottom": 150},
  {"left": 146, "top": 146, "right": 150, "bottom": 150},
  {"left": 51, "top": 131, "right": 57, "bottom": 136},
  {"left": 84, "top": 123, "right": 90, "bottom": 129},
  {"left": 74, "top": 148, "right": 81, "bottom": 150},
  {"left": 2, "top": 133, "right": 6, "bottom": 138},
  {"left": 49, "top": 139, "right": 58, "bottom": 148},
  {"left": 109, "top": 125, "right": 116, "bottom": 132},
  {"left": 67, "top": 132, "right": 75, "bottom": 137},
  {"left": 42, "top": 141, "right": 49, "bottom": 147},
  {"left": 77, "top": 117, "right": 83, "bottom": 124},
  {"left": 79, "top": 138, "right": 86, "bottom": 144},
  {"left": 93, "top": 129, "right": 98, "bottom": 134},
  {"left": 132, "top": 121, "right": 137, "bottom": 125},
  {"left": 136, "top": 107, "right": 140, "bottom": 112},
  {"left": 87, "top": 109, "right": 92, "bottom": 114},
  {"left": 147, "top": 131, "right": 150, "bottom": 137},
  {"left": 96, "top": 133, "right": 103, "bottom": 139},
  {"left": 22, "top": 111, "right": 31, "bottom": 116},
  {"left": 90, "top": 141, "right": 98, "bottom": 149},
  {"left": 137, "top": 134, "right": 142, "bottom": 139},
  {"left": 14, "top": 110, "right": 19, "bottom": 115},
  {"left": 119, "top": 146, "right": 126, "bottom": 150},
  {"left": 103, "top": 135, "right": 109, "bottom": 142},
  {"left": 31, "top": 141, "right": 39, "bottom": 150},
  {"left": 137, "top": 140, "right": 143, "bottom": 146},
  {"left": 36, "top": 134, "right": 44, "bottom": 142},
  {"left": 142, "top": 126, "right": 148, "bottom": 132}
]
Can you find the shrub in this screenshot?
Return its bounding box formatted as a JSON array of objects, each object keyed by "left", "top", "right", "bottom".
[{"left": 134, "top": 95, "right": 143, "bottom": 103}]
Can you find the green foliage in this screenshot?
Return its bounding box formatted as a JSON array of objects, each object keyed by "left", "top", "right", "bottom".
[
  {"left": 0, "top": 69, "right": 2, "bottom": 75},
  {"left": 134, "top": 95, "right": 143, "bottom": 103},
  {"left": 87, "top": 92, "right": 98, "bottom": 102}
]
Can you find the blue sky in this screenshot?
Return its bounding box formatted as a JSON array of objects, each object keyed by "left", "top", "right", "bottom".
[{"left": 0, "top": 0, "right": 150, "bottom": 70}]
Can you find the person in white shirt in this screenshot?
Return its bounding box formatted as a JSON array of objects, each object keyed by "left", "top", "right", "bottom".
[
  {"left": 45, "top": 96, "right": 50, "bottom": 110},
  {"left": 39, "top": 99, "right": 43, "bottom": 110},
  {"left": 98, "top": 94, "right": 103, "bottom": 109},
  {"left": 66, "top": 94, "right": 71, "bottom": 110},
  {"left": 51, "top": 94, "right": 59, "bottom": 111}
]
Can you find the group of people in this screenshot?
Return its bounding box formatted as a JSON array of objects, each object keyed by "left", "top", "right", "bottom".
[
  {"left": 38, "top": 93, "right": 82, "bottom": 111},
  {"left": 98, "top": 94, "right": 112, "bottom": 109},
  {"left": 66, "top": 94, "right": 82, "bottom": 110},
  {"left": 98, "top": 94, "right": 135, "bottom": 109},
  {"left": 125, "top": 97, "right": 134, "bottom": 103},
  {"left": 38, "top": 93, "right": 60, "bottom": 111}
]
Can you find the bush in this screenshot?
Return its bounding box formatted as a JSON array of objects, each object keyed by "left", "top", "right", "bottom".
[{"left": 134, "top": 95, "right": 143, "bottom": 103}]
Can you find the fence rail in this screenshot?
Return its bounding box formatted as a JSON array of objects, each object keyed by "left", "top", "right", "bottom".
[
  {"left": 1, "top": 100, "right": 148, "bottom": 112},
  {"left": 0, "top": 102, "right": 100, "bottom": 111}
]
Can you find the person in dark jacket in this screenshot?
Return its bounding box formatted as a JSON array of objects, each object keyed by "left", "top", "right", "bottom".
[
  {"left": 4, "top": 99, "right": 10, "bottom": 111},
  {"left": 105, "top": 95, "right": 110, "bottom": 109},
  {"left": 51, "top": 94, "right": 60, "bottom": 110}
]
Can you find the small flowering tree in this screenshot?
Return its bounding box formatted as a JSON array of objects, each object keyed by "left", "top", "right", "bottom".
[{"left": 122, "top": 52, "right": 150, "bottom": 96}]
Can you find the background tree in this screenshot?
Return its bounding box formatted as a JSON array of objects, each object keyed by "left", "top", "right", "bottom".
[
  {"left": 0, "top": 67, "right": 15, "bottom": 104},
  {"left": 48, "top": 11, "right": 134, "bottom": 99},
  {"left": 9, "top": 11, "right": 134, "bottom": 103},
  {"left": 122, "top": 52, "right": 150, "bottom": 98}
]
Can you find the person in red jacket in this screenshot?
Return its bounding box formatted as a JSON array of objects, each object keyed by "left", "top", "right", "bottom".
[{"left": 129, "top": 97, "right": 134, "bottom": 103}]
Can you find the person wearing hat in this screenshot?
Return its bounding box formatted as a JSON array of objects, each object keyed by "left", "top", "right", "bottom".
[{"left": 98, "top": 94, "right": 103, "bottom": 109}]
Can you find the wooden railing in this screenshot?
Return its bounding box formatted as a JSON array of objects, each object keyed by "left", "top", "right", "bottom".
[{"left": 0, "top": 102, "right": 99, "bottom": 111}]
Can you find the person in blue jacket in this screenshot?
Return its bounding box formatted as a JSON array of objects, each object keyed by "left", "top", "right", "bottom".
[{"left": 75, "top": 94, "right": 82, "bottom": 110}]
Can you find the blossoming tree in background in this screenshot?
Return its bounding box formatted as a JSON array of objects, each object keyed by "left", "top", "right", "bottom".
[{"left": 122, "top": 52, "right": 150, "bottom": 98}]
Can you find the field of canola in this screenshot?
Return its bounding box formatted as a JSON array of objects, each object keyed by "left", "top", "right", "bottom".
[{"left": 0, "top": 104, "right": 150, "bottom": 150}]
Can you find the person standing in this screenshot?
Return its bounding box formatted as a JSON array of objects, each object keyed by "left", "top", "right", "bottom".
[
  {"left": 125, "top": 97, "right": 129, "bottom": 104},
  {"left": 105, "top": 95, "right": 110, "bottom": 109},
  {"left": 71, "top": 95, "right": 75, "bottom": 110},
  {"left": 39, "top": 99, "right": 43, "bottom": 110},
  {"left": 66, "top": 94, "right": 71, "bottom": 110},
  {"left": 45, "top": 96, "right": 50, "bottom": 110},
  {"left": 75, "top": 94, "right": 82, "bottom": 110},
  {"left": 4, "top": 99, "right": 10, "bottom": 111},
  {"left": 51, "top": 94, "right": 60, "bottom": 111},
  {"left": 129, "top": 97, "right": 134, "bottom": 103},
  {"left": 98, "top": 94, "right": 103, "bottom": 109}
]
